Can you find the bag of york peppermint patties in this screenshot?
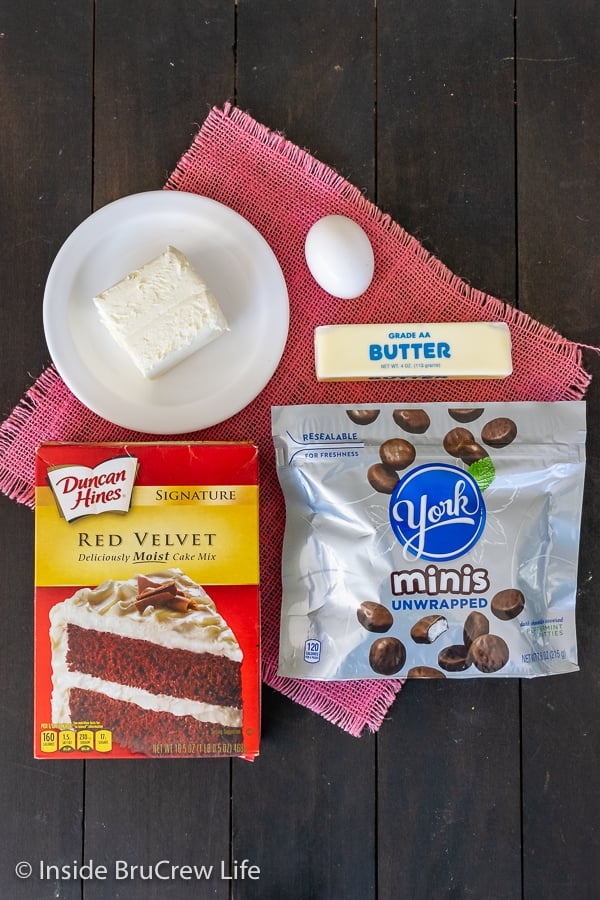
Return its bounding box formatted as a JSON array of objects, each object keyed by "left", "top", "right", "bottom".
[{"left": 272, "top": 402, "right": 586, "bottom": 680}]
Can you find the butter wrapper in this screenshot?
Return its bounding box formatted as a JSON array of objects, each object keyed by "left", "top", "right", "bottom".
[{"left": 314, "top": 321, "right": 512, "bottom": 381}]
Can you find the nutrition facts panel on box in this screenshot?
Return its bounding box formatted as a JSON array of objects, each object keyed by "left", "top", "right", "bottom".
[{"left": 39, "top": 727, "right": 113, "bottom": 754}]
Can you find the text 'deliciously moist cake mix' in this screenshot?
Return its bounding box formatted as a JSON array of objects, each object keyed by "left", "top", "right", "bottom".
[
  {"left": 34, "top": 442, "right": 260, "bottom": 759},
  {"left": 272, "top": 403, "right": 586, "bottom": 680}
]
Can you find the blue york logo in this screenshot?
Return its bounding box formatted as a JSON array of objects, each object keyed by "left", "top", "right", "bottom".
[{"left": 389, "top": 463, "right": 486, "bottom": 561}]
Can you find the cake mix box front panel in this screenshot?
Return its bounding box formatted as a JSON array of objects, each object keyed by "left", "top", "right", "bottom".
[{"left": 34, "top": 441, "right": 260, "bottom": 760}]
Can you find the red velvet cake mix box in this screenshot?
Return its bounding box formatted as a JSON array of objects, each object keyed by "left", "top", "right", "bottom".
[{"left": 34, "top": 441, "right": 260, "bottom": 760}]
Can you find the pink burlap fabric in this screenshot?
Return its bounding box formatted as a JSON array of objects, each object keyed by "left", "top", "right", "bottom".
[{"left": 0, "top": 104, "right": 591, "bottom": 735}]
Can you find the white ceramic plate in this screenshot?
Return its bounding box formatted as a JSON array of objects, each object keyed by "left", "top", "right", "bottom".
[{"left": 43, "top": 191, "right": 289, "bottom": 433}]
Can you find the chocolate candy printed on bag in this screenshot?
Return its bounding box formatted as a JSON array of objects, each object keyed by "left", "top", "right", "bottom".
[{"left": 272, "top": 402, "right": 586, "bottom": 680}]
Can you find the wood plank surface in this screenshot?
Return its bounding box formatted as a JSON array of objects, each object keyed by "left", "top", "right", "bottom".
[
  {"left": 237, "top": 0, "right": 376, "bottom": 195},
  {"left": 376, "top": 0, "right": 518, "bottom": 302},
  {"left": 93, "top": 0, "right": 234, "bottom": 206},
  {"left": 376, "top": 4, "right": 521, "bottom": 898},
  {"left": 233, "top": 4, "right": 377, "bottom": 897},
  {"left": 0, "top": 1, "right": 598, "bottom": 898},
  {"left": 0, "top": 4, "right": 91, "bottom": 899},
  {"left": 517, "top": 4, "right": 600, "bottom": 899},
  {"left": 84, "top": 4, "right": 236, "bottom": 900}
]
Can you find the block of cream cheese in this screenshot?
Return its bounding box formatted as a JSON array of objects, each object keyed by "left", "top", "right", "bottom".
[
  {"left": 93, "top": 246, "right": 228, "bottom": 378},
  {"left": 314, "top": 322, "right": 512, "bottom": 381}
]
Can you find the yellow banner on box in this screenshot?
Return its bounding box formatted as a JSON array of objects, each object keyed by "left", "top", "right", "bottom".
[{"left": 35, "top": 484, "right": 259, "bottom": 586}]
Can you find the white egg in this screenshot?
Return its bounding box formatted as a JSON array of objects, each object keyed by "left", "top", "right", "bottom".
[{"left": 304, "top": 215, "right": 374, "bottom": 299}]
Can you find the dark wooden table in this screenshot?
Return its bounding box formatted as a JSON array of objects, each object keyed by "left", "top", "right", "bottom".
[{"left": 2, "top": 2, "right": 599, "bottom": 898}]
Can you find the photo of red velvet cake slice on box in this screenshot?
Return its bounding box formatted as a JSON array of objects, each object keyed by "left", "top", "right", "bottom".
[
  {"left": 49, "top": 570, "right": 244, "bottom": 757},
  {"left": 34, "top": 440, "right": 260, "bottom": 760}
]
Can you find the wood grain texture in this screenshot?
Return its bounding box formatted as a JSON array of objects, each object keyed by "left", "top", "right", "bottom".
[
  {"left": 376, "top": 3, "right": 521, "bottom": 897},
  {"left": 376, "top": 0, "right": 517, "bottom": 303},
  {"left": 83, "top": 5, "right": 236, "bottom": 899},
  {"left": 378, "top": 681, "right": 522, "bottom": 899},
  {"left": 0, "top": 3, "right": 91, "bottom": 897},
  {"left": 232, "top": 688, "right": 376, "bottom": 900},
  {"left": 233, "top": 4, "right": 377, "bottom": 897},
  {"left": 0, "top": 1, "right": 598, "bottom": 897},
  {"left": 517, "top": 4, "right": 600, "bottom": 898},
  {"left": 516, "top": 1, "right": 600, "bottom": 341},
  {"left": 0, "top": 0, "right": 93, "bottom": 400},
  {"left": 93, "top": 0, "right": 235, "bottom": 207},
  {"left": 237, "top": 0, "right": 376, "bottom": 196},
  {"left": 84, "top": 759, "right": 233, "bottom": 900}
]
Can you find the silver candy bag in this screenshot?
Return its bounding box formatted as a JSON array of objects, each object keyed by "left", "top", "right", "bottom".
[{"left": 272, "top": 402, "right": 586, "bottom": 680}]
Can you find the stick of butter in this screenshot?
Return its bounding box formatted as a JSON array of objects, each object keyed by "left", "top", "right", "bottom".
[{"left": 314, "top": 322, "right": 512, "bottom": 381}]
